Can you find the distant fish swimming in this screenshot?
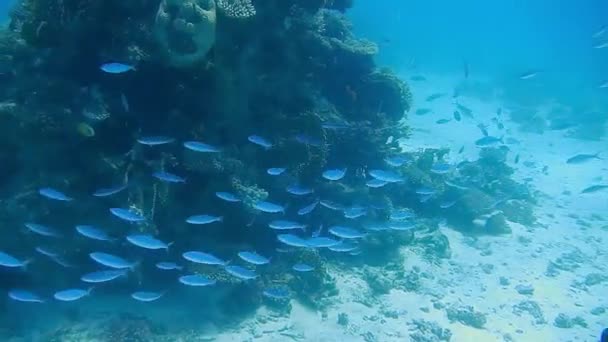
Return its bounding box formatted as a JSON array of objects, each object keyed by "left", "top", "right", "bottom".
[
  {"left": 39, "top": 187, "right": 73, "bottom": 201},
  {"left": 183, "top": 141, "right": 221, "bottom": 153},
  {"left": 248, "top": 135, "right": 273, "bottom": 149},
  {"left": 581, "top": 184, "right": 608, "bottom": 194},
  {"left": 8, "top": 289, "right": 44, "bottom": 303},
  {"left": 137, "top": 136, "right": 175, "bottom": 146},
  {"left": 566, "top": 153, "right": 601, "bottom": 164},
  {"left": 267, "top": 167, "right": 286, "bottom": 176},
  {"left": 100, "top": 62, "right": 135, "bottom": 74},
  {"left": 131, "top": 291, "right": 165, "bottom": 302},
  {"left": 475, "top": 135, "right": 503, "bottom": 147},
  {"left": 110, "top": 208, "right": 145, "bottom": 222},
  {"left": 519, "top": 71, "right": 539, "bottom": 80},
  {"left": 93, "top": 183, "right": 127, "bottom": 197}
]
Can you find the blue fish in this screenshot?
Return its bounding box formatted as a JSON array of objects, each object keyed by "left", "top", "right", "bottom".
[
  {"left": 328, "top": 226, "right": 366, "bottom": 239},
  {"left": 152, "top": 171, "right": 186, "bottom": 183},
  {"left": 269, "top": 220, "right": 307, "bottom": 231},
  {"left": 440, "top": 200, "right": 457, "bottom": 209},
  {"left": 179, "top": 274, "right": 216, "bottom": 287},
  {"left": 131, "top": 291, "right": 165, "bottom": 302},
  {"left": 286, "top": 184, "right": 314, "bottom": 196},
  {"left": 186, "top": 214, "right": 223, "bottom": 225},
  {"left": 322, "top": 168, "right": 347, "bottom": 181},
  {"left": 0, "top": 251, "right": 31, "bottom": 268},
  {"left": 35, "top": 246, "right": 59, "bottom": 258},
  {"left": 54, "top": 288, "right": 91, "bottom": 302},
  {"left": 368, "top": 170, "right": 405, "bottom": 183},
  {"left": 39, "top": 187, "right": 73, "bottom": 201},
  {"left": 215, "top": 191, "right": 241, "bottom": 202},
  {"left": 388, "top": 221, "right": 416, "bottom": 231},
  {"left": 306, "top": 236, "right": 340, "bottom": 248},
  {"left": 237, "top": 251, "right": 270, "bottom": 265},
  {"left": 155, "top": 262, "right": 183, "bottom": 271},
  {"left": 75, "top": 225, "right": 114, "bottom": 242},
  {"left": 183, "top": 141, "right": 221, "bottom": 153},
  {"left": 277, "top": 234, "right": 309, "bottom": 248},
  {"left": 292, "top": 263, "right": 314, "bottom": 272},
  {"left": 297, "top": 200, "right": 319, "bottom": 216},
  {"left": 343, "top": 206, "right": 367, "bottom": 219},
  {"left": 110, "top": 208, "right": 145, "bottom": 222},
  {"left": 182, "top": 251, "right": 227, "bottom": 265},
  {"left": 25, "top": 223, "right": 61, "bottom": 238},
  {"left": 415, "top": 186, "right": 436, "bottom": 195},
  {"left": 475, "top": 135, "right": 503, "bottom": 147},
  {"left": 81, "top": 269, "right": 127, "bottom": 283},
  {"left": 248, "top": 135, "right": 273, "bottom": 149},
  {"left": 89, "top": 252, "right": 137, "bottom": 270},
  {"left": 385, "top": 155, "right": 410, "bottom": 167},
  {"left": 137, "top": 136, "right": 175, "bottom": 146},
  {"left": 8, "top": 289, "right": 44, "bottom": 303},
  {"left": 328, "top": 241, "right": 359, "bottom": 252},
  {"left": 253, "top": 201, "right": 286, "bottom": 213},
  {"left": 225, "top": 265, "right": 258, "bottom": 280},
  {"left": 390, "top": 209, "right": 416, "bottom": 220},
  {"left": 126, "top": 234, "right": 171, "bottom": 250},
  {"left": 100, "top": 62, "right": 135, "bottom": 74},
  {"left": 319, "top": 200, "right": 344, "bottom": 211},
  {"left": 92, "top": 183, "right": 127, "bottom": 197},
  {"left": 267, "top": 167, "right": 286, "bottom": 176},
  {"left": 366, "top": 179, "right": 388, "bottom": 188},
  {"left": 262, "top": 286, "right": 290, "bottom": 300}
]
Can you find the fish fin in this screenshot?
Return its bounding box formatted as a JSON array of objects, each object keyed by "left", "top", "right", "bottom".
[{"left": 218, "top": 216, "right": 224, "bottom": 222}]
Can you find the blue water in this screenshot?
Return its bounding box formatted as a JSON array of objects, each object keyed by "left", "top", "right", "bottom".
[{"left": 0, "top": 1, "right": 607, "bottom": 341}]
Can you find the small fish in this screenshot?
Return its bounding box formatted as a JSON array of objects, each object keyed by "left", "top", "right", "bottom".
[
  {"left": 456, "top": 103, "right": 474, "bottom": 118},
  {"left": 277, "top": 234, "right": 309, "bottom": 248},
  {"left": 262, "top": 287, "right": 290, "bottom": 300},
  {"left": 286, "top": 184, "right": 314, "bottom": 196},
  {"left": 186, "top": 214, "right": 223, "bottom": 225},
  {"left": 519, "top": 71, "right": 538, "bottom": 80},
  {"left": 0, "top": 251, "right": 30, "bottom": 268},
  {"left": 215, "top": 191, "right": 241, "bottom": 202},
  {"left": 225, "top": 265, "right": 258, "bottom": 280},
  {"left": 292, "top": 263, "right": 314, "bottom": 272},
  {"left": 297, "top": 200, "right": 319, "bottom": 216},
  {"left": 121, "top": 93, "right": 129, "bottom": 112},
  {"left": 253, "top": 201, "right": 286, "bottom": 213},
  {"left": 152, "top": 171, "right": 186, "bottom": 183},
  {"left": 426, "top": 93, "right": 445, "bottom": 102},
  {"left": 385, "top": 154, "right": 410, "bottom": 167},
  {"left": 238, "top": 251, "right": 270, "bottom": 265},
  {"left": 54, "top": 288, "right": 91, "bottom": 302},
  {"left": 25, "top": 223, "right": 61, "bottom": 238},
  {"left": 39, "top": 187, "right": 73, "bottom": 201},
  {"left": 100, "top": 62, "right": 135, "bottom": 74},
  {"left": 415, "top": 186, "right": 436, "bottom": 195},
  {"left": 156, "top": 262, "right": 183, "bottom": 271},
  {"left": 368, "top": 169, "right": 405, "bottom": 183},
  {"left": 126, "top": 234, "right": 171, "bottom": 251},
  {"left": 248, "top": 135, "right": 273, "bottom": 149},
  {"left": 92, "top": 183, "right": 127, "bottom": 197},
  {"left": 182, "top": 251, "right": 227, "bottom": 265},
  {"left": 35, "top": 246, "right": 59, "bottom": 258},
  {"left": 8, "top": 289, "right": 44, "bottom": 303},
  {"left": 328, "top": 226, "right": 365, "bottom": 239},
  {"left": 458, "top": 145, "right": 465, "bottom": 154},
  {"left": 322, "top": 168, "right": 347, "bottom": 181},
  {"left": 415, "top": 108, "right": 431, "bottom": 115},
  {"left": 436, "top": 118, "right": 451, "bottom": 124},
  {"left": 137, "top": 136, "right": 175, "bottom": 146},
  {"left": 390, "top": 209, "right": 416, "bottom": 220},
  {"left": 179, "top": 274, "right": 216, "bottom": 287},
  {"left": 75, "top": 225, "right": 114, "bottom": 242},
  {"left": 131, "top": 291, "right": 165, "bottom": 302},
  {"left": 366, "top": 178, "right": 388, "bottom": 188},
  {"left": 477, "top": 123, "right": 489, "bottom": 136},
  {"left": 267, "top": 167, "right": 286, "bottom": 176},
  {"left": 319, "top": 200, "right": 345, "bottom": 211},
  {"left": 306, "top": 236, "right": 340, "bottom": 248},
  {"left": 269, "top": 220, "right": 307, "bottom": 231},
  {"left": 439, "top": 200, "right": 457, "bottom": 209},
  {"left": 89, "top": 252, "right": 137, "bottom": 270},
  {"left": 344, "top": 206, "right": 367, "bottom": 219},
  {"left": 110, "top": 208, "right": 145, "bottom": 222},
  {"left": 183, "top": 141, "right": 221, "bottom": 153},
  {"left": 581, "top": 185, "right": 608, "bottom": 194},
  {"left": 80, "top": 269, "right": 128, "bottom": 283},
  {"left": 475, "top": 135, "right": 503, "bottom": 147},
  {"left": 566, "top": 153, "right": 601, "bottom": 164}
]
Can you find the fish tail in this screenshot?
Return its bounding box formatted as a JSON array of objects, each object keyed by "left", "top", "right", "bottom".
[
  {"left": 21, "top": 258, "right": 34, "bottom": 270},
  {"left": 219, "top": 216, "right": 224, "bottom": 222}
]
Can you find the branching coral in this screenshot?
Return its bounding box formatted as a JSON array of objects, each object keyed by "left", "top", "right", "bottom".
[{"left": 154, "top": 0, "right": 217, "bottom": 68}]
